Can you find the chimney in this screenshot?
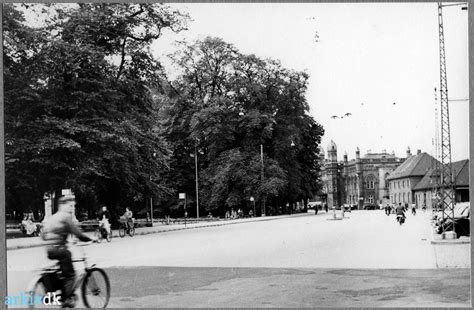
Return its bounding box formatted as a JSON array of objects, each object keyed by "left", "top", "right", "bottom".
[{"left": 417, "top": 149, "right": 421, "bottom": 155}]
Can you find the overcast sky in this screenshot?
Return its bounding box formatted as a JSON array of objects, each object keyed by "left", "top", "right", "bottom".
[{"left": 153, "top": 2, "right": 469, "bottom": 162}]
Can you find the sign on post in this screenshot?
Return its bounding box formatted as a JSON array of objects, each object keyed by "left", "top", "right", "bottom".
[{"left": 179, "top": 193, "right": 186, "bottom": 199}]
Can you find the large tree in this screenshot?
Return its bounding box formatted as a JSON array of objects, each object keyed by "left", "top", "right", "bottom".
[
  {"left": 4, "top": 3, "right": 189, "bottom": 219},
  {"left": 163, "top": 37, "right": 324, "bottom": 215}
]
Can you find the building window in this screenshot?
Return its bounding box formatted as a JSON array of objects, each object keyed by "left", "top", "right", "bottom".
[
  {"left": 368, "top": 195, "right": 374, "bottom": 203},
  {"left": 366, "top": 176, "right": 375, "bottom": 189},
  {"left": 403, "top": 192, "right": 406, "bottom": 203}
]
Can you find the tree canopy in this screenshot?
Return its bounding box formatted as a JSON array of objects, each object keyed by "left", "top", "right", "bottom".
[
  {"left": 162, "top": 37, "right": 324, "bottom": 215},
  {"left": 4, "top": 5, "right": 324, "bottom": 221},
  {"left": 4, "top": 3, "right": 189, "bottom": 219}
]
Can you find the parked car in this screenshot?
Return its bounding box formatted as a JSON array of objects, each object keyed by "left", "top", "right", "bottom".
[
  {"left": 432, "top": 202, "right": 469, "bottom": 225},
  {"left": 434, "top": 202, "right": 470, "bottom": 238}
]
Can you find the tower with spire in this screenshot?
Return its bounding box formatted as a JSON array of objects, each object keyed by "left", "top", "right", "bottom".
[{"left": 326, "top": 140, "right": 340, "bottom": 208}]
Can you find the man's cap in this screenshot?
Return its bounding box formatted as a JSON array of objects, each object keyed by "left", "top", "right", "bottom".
[{"left": 58, "top": 195, "right": 75, "bottom": 204}]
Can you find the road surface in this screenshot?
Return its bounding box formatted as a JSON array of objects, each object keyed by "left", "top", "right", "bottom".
[{"left": 6, "top": 210, "right": 470, "bottom": 307}]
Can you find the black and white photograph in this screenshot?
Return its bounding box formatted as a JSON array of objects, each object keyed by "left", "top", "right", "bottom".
[{"left": 2, "top": 2, "right": 471, "bottom": 308}]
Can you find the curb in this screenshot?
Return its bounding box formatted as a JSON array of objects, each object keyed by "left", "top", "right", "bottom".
[
  {"left": 7, "top": 213, "right": 312, "bottom": 251},
  {"left": 430, "top": 229, "right": 471, "bottom": 245}
]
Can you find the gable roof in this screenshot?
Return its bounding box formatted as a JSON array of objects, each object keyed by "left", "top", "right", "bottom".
[
  {"left": 386, "top": 152, "right": 435, "bottom": 180},
  {"left": 413, "top": 159, "right": 469, "bottom": 190}
]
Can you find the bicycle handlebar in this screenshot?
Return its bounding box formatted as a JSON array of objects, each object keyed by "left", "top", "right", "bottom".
[
  {"left": 78, "top": 240, "right": 95, "bottom": 246},
  {"left": 71, "top": 239, "right": 97, "bottom": 246}
]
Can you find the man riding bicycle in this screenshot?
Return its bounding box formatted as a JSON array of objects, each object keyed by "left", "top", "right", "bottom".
[
  {"left": 41, "top": 195, "right": 96, "bottom": 307},
  {"left": 123, "top": 207, "right": 133, "bottom": 234},
  {"left": 98, "top": 206, "right": 111, "bottom": 236},
  {"left": 395, "top": 203, "right": 406, "bottom": 221}
]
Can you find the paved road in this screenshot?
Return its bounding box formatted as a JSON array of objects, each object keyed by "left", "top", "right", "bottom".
[{"left": 7, "top": 210, "right": 470, "bottom": 307}]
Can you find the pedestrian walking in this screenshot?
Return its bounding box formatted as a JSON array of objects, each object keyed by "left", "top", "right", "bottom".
[{"left": 385, "top": 204, "right": 390, "bottom": 216}]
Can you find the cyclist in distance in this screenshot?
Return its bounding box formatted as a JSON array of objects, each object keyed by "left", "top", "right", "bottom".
[
  {"left": 123, "top": 207, "right": 133, "bottom": 234},
  {"left": 41, "top": 195, "right": 96, "bottom": 307},
  {"left": 98, "top": 206, "right": 111, "bottom": 236},
  {"left": 395, "top": 202, "right": 406, "bottom": 223}
]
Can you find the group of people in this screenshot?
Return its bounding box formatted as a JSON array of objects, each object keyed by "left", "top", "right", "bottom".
[
  {"left": 225, "top": 208, "right": 248, "bottom": 219},
  {"left": 384, "top": 202, "right": 419, "bottom": 218},
  {"left": 20, "top": 213, "right": 39, "bottom": 236}
]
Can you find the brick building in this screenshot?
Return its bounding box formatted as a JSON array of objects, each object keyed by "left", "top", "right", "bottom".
[{"left": 320, "top": 141, "right": 404, "bottom": 209}]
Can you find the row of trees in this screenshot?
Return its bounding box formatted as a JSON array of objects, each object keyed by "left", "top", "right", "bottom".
[{"left": 4, "top": 3, "right": 324, "bottom": 221}]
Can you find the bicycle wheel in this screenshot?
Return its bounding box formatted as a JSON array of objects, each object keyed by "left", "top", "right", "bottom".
[
  {"left": 118, "top": 226, "right": 125, "bottom": 238},
  {"left": 129, "top": 226, "right": 135, "bottom": 237},
  {"left": 81, "top": 267, "right": 110, "bottom": 308},
  {"left": 28, "top": 276, "right": 60, "bottom": 308},
  {"left": 95, "top": 230, "right": 103, "bottom": 243}
]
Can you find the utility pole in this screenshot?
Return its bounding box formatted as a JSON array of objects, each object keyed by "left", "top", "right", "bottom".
[{"left": 437, "top": 2, "right": 464, "bottom": 238}]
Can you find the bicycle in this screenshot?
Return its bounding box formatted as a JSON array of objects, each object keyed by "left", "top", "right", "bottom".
[
  {"left": 26, "top": 240, "right": 110, "bottom": 308},
  {"left": 118, "top": 220, "right": 135, "bottom": 238},
  {"left": 95, "top": 224, "right": 112, "bottom": 243}
]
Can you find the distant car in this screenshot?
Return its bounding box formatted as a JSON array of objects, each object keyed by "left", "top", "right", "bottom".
[
  {"left": 307, "top": 202, "right": 322, "bottom": 210},
  {"left": 363, "top": 205, "right": 377, "bottom": 210},
  {"left": 342, "top": 204, "right": 352, "bottom": 212}
]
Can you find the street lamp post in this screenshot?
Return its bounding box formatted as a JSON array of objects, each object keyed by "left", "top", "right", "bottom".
[
  {"left": 149, "top": 176, "right": 153, "bottom": 227},
  {"left": 150, "top": 152, "right": 157, "bottom": 227},
  {"left": 194, "top": 145, "right": 199, "bottom": 218},
  {"left": 260, "top": 144, "right": 265, "bottom": 216}
]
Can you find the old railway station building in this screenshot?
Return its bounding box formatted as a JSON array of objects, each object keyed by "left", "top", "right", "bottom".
[
  {"left": 320, "top": 141, "right": 405, "bottom": 209},
  {"left": 320, "top": 141, "right": 470, "bottom": 210}
]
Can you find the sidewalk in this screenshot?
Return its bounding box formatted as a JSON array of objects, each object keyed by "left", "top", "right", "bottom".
[{"left": 7, "top": 213, "right": 311, "bottom": 251}]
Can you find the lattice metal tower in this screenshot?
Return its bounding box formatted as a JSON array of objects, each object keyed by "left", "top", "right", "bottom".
[{"left": 437, "top": 2, "right": 455, "bottom": 236}]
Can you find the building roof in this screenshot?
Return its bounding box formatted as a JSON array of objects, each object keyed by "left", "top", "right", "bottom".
[
  {"left": 363, "top": 152, "right": 398, "bottom": 160},
  {"left": 386, "top": 152, "right": 435, "bottom": 180},
  {"left": 413, "top": 159, "right": 469, "bottom": 190}
]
